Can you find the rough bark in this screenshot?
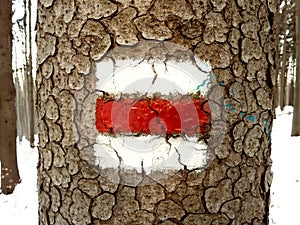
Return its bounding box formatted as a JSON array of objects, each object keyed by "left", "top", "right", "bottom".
[
  {"left": 0, "top": 0, "right": 21, "bottom": 194},
  {"left": 37, "top": 0, "right": 277, "bottom": 224}
]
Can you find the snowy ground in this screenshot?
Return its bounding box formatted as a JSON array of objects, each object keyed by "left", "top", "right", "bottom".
[
  {"left": 0, "top": 137, "right": 38, "bottom": 224},
  {"left": 0, "top": 107, "right": 299, "bottom": 224},
  {"left": 269, "top": 106, "right": 300, "bottom": 225}
]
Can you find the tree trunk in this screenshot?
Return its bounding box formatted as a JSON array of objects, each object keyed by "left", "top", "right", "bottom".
[
  {"left": 280, "top": 0, "right": 288, "bottom": 111},
  {"left": 0, "top": 0, "right": 21, "bottom": 194},
  {"left": 27, "top": 0, "right": 35, "bottom": 147},
  {"left": 292, "top": 0, "right": 300, "bottom": 136},
  {"left": 274, "top": 4, "right": 281, "bottom": 114},
  {"left": 288, "top": 76, "right": 294, "bottom": 106},
  {"left": 37, "top": 0, "right": 277, "bottom": 224}
]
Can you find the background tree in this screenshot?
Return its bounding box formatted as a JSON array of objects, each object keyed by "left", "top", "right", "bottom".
[
  {"left": 276, "top": 0, "right": 296, "bottom": 111},
  {"left": 273, "top": 0, "right": 300, "bottom": 136},
  {"left": 291, "top": 0, "right": 300, "bottom": 136},
  {"left": 14, "top": 0, "right": 36, "bottom": 146},
  {"left": 279, "top": 0, "right": 289, "bottom": 110},
  {"left": 0, "top": 0, "right": 21, "bottom": 194},
  {"left": 37, "top": 0, "right": 277, "bottom": 224},
  {"left": 27, "top": 0, "right": 35, "bottom": 147}
]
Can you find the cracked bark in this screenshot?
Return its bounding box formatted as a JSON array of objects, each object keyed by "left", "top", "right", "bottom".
[{"left": 37, "top": 0, "right": 277, "bottom": 224}]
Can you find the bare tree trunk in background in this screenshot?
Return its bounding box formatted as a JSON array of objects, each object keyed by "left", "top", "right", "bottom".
[
  {"left": 288, "top": 76, "right": 294, "bottom": 106},
  {"left": 274, "top": 5, "right": 280, "bottom": 113},
  {"left": 280, "top": 0, "right": 288, "bottom": 111},
  {"left": 37, "top": 0, "right": 277, "bottom": 224},
  {"left": 0, "top": 0, "right": 21, "bottom": 194},
  {"left": 292, "top": 0, "right": 300, "bottom": 136},
  {"left": 27, "top": 0, "right": 35, "bottom": 147},
  {"left": 23, "top": 0, "right": 29, "bottom": 142},
  {"left": 13, "top": 0, "right": 36, "bottom": 145}
]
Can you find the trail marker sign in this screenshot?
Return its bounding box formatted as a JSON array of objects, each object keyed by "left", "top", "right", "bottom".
[{"left": 75, "top": 41, "right": 225, "bottom": 184}]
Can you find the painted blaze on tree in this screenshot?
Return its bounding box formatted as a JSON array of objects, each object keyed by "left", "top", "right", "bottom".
[
  {"left": 96, "top": 95, "right": 211, "bottom": 135},
  {"left": 37, "top": 0, "right": 277, "bottom": 224},
  {"left": 90, "top": 47, "right": 220, "bottom": 174}
]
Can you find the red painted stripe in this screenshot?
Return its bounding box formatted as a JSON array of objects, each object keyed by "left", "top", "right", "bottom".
[{"left": 96, "top": 97, "right": 211, "bottom": 135}]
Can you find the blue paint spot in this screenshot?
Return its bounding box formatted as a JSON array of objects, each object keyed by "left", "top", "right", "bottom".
[
  {"left": 261, "top": 118, "right": 270, "bottom": 133},
  {"left": 225, "top": 103, "right": 231, "bottom": 108},
  {"left": 196, "top": 81, "right": 208, "bottom": 90},
  {"left": 239, "top": 111, "right": 246, "bottom": 116},
  {"left": 266, "top": 123, "right": 269, "bottom": 133},
  {"left": 231, "top": 89, "right": 237, "bottom": 97},
  {"left": 245, "top": 115, "right": 255, "bottom": 123},
  {"left": 225, "top": 103, "right": 236, "bottom": 112},
  {"left": 196, "top": 72, "right": 213, "bottom": 91},
  {"left": 219, "top": 81, "right": 225, "bottom": 86}
]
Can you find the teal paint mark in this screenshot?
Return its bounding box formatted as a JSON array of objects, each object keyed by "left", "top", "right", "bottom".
[
  {"left": 196, "top": 81, "right": 208, "bottom": 90},
  {"left": 212, "top": 73, "right": 225, "bottom": 86},
  {"left": 266, "top": 122, "right": 270, "bottom": 133},
  {"left": 261, "top": 118, "right": 270, "bottom": 133},
  {"left": 240, "top": 112, "right": 257, "bottom": 124},
  {"left": 225, "top": 103, "right": 231, "bottom": 109},
  {"left": 225, "top": 103, "right": 236, "bottom": 112},
  {"left": 196, "top": 72, "right": 213, "bottom": 91},
  {"left": 231, "top": 89, "right": 237, "bottom": 97},
  {"left": 245, "top": 115, "right": 255, "bottom": 123}
]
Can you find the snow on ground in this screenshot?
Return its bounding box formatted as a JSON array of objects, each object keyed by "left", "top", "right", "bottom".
[
  {"left": 0, "top": 137, "right": 38, "bottom": 224},
  {"left": 269, "top": 106, "right": 300, "bottom": 225},
  {"left": 0, "top": 107, "right": 299, "bottom": 224}
]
